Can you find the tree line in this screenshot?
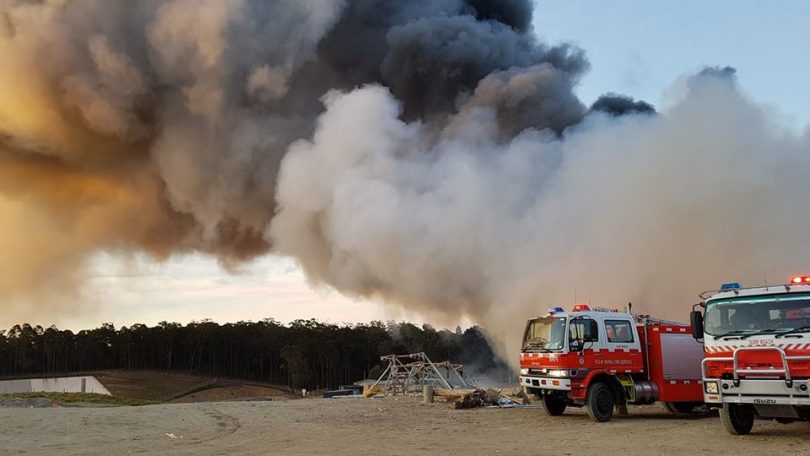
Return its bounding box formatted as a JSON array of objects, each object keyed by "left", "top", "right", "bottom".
[{"left": 0, "top": 319, "right": 508, "bottom": 389}]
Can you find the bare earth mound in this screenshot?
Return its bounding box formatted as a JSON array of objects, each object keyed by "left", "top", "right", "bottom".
[
  {"left": 92, "top": 371, "right": 215, "bottom": 401},
  {"left": 0, "top": 397, "right": 807, "bottom": 455},
  {"left": 171, "top": 384, "right": 288, "bottom": 403}
]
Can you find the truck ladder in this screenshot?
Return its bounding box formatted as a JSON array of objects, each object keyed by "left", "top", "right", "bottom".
[{"left": 635, "top": 315, "right": 687, "bottom": 326}]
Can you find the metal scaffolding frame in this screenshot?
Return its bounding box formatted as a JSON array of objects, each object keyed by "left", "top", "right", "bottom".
[{"left": 371, "top": 352, "right": 470, "bottom": 396}]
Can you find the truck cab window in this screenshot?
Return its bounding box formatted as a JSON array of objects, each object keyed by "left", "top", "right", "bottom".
[
  {"left": 704, "top": 293, "right": 810, "bottom": 335},
  {"left": 569, "top": 319, "right": 599, "bottom": 345},
  {"left": 522, "top": 317, "right": 567, "bottom": 351},
  {"left": 605, "top": 320, "right": 634, "bottom": 343}
]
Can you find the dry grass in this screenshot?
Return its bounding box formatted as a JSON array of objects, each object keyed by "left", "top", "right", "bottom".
[{"left": 0, "top": 392, "right": 155, "bottom": 406}]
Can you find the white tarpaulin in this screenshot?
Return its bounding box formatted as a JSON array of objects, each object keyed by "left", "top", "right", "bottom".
[{"left": 0, "top": 376, "right": 111, "bottom": 395}]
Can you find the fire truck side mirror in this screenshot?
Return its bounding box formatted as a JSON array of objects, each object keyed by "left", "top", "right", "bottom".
[{"left": 690, "top": 310, "right": 704, "bottom": 340}]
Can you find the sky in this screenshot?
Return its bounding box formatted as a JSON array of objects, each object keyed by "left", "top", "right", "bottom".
[
  {"left": 533, "top": 0, "right": 810, "bottom": 127},
  {"left": 33, "top": 0, "right": 810, "bottom": 331}
]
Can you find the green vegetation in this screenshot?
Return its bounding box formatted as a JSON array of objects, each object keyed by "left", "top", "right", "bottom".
[
  {"left": 0, "top": 320, "right": 507, "bottom": 390},
  {"left": 0, "top": 392, "right": 156, "bottom": 406}
]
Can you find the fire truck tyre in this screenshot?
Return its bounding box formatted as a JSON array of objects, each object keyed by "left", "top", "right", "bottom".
[
  {"left": 720, "top": 404, "right": 755, "bottom": 435},
  {"left": 541, "top": 393, "right": 567, "bottom": 416},
  {"left": 586, "top": 383, "right": 615, "bottom": 422},
  {"left": 664, "top": 402, "right": 696, "bottom": 414}
]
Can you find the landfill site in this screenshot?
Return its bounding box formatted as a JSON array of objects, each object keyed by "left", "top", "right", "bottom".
[{"left": 0, "top": 381, "right": 808, "bottom": 456}]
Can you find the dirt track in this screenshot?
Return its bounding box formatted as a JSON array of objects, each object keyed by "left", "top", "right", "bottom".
[{"left": 0, "top": 397, "right": 808, "bottom": 455}]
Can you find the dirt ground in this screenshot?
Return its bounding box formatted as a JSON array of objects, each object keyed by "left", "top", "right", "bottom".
[{"left": 0, "top": 397, "right": 808, "bottom": 456}]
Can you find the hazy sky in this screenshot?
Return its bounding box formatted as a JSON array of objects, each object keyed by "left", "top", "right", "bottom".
[{"left": 45, "top": 1, "right": 810, "bottom": 331}]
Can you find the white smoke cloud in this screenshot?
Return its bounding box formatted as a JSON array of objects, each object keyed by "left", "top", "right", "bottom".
[{"left": 272, "top": 74, "right": 810, "bottom": 361}]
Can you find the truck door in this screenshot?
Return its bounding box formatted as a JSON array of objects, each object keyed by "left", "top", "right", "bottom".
[
  {"left": 601, "top": 319, "right": 643, "bottom": 373},
  {"left": 568, "top": 316, "right": 602, "bottom": 365}
]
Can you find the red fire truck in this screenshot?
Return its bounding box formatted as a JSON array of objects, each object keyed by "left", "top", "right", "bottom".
[
  {"left": 690, "top": 276, "right": 810, "bottom": 434},
  {"left": 519, "top": 304, "right": 704, "bottom": 421}
]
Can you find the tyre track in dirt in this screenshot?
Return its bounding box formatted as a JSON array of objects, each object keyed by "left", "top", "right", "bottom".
[{"left": 184, "top": 405, "right": 242, "bottom": 446}]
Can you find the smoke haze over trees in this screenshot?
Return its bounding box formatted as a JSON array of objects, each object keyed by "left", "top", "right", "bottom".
[{"left": 0, "top": 320, "right": 505, "bottom": 389}]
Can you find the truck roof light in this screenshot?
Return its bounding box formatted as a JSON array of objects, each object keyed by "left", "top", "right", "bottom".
[
  {"left": 720, "top": 282, "right": 741, "bottom": 290},
  {"left": 790, "top": 275, "right": 810, "bottom": 285},
  {"left": 548, "top": 307, "right": 565, "bottom": 314},
  {"left": 572, "top": 304, "right": 591, "bottom": 312}
]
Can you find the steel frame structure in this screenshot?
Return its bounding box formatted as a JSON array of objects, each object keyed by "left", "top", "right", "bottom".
[{"left": 372, "top": 352, "right": 470, "bottom": 396}]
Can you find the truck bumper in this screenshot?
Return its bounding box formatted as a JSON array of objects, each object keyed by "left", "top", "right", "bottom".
[
  {"left": 519, "top": 375, "right": 571, "bottom": 391},
  {"left": 703, "top": 378, "right": 810, "bottom": 406}
]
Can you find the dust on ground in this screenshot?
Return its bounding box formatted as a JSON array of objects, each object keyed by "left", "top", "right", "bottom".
[{"left": 0, "top": 397, "right": 807, "bottom": 456}]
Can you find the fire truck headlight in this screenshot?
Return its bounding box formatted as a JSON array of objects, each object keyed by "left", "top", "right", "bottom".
[
  {"left": 520, "top": 368, "right": 529, "bottom": 376},
  {"left": 704, "top": 381, "right": 719, "bottom": 394},
  {"left": 547, "top": 369, "right": 569, "bottom": 378}
]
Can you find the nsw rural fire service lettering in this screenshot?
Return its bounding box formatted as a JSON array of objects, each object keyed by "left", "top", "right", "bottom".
[{"left": 594, "top": 359, "right": 633, "bottom": 365}]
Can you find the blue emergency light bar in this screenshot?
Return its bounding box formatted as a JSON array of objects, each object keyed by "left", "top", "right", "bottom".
[
  {"left": 548, "top": 307, "right": 565, "bottom": 314},
  {"left": 720, "top": 282, "right": 742, "bottom": 290}
]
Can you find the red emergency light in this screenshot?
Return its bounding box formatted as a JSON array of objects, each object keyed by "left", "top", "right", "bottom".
[
  {"left": 572, "top": 304, "right": 591, "bottom": 312},
  {"left": 790, "top": 275, "right": 810, "bottom": 285}
]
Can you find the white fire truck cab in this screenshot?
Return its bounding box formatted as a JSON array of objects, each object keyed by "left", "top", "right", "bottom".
[
  {"left": 520, "top": 304, "right": 704, "bottom": 422},
  {"left": 691, "top": 276, "right": 810, "bottom": 435}
]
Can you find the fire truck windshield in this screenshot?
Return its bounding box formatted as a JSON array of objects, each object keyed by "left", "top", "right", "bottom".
[
  {"left": 704, "top": 292, "right": 810, "bottom": 337},
  {"left": 523, "top": 316, "right": 567, "bottom": 351}
]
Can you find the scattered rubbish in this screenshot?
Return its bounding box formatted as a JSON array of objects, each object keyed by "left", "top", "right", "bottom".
[
  {"left": 363, "top": 385, "right": 383, "bottom": 398},
  {"left": 451, "top": 388, "right": 536, "bottom": 410},
  {"left": 339, "top": 385, "right": 363, "bottom": 395},
  {"left": 323, "top": 389, "right": 355, "bottom": 398},
  {"left": 454, "top": 390, "right": 487, "bottom": 409},
  {"left": 324, "top": 385, "right": 364, "bottom": 398},
  {"left": 165, "top": 433, "right": 177, "bottom": 439},
  {"left": 497, "top": 397, "right": 517, "bottom": 408}
]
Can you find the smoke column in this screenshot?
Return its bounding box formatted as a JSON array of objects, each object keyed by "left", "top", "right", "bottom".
[
  {"left": 0, "top": 0, "right": 581, "bottom": 299},
  {"left": 3, "top": 1, "right": 810, "bottom": 358}
]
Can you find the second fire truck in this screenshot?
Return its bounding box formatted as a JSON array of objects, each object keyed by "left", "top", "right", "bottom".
[
  {"left": 691, "top": 276, "right": 810, "bottom": 434},
  {"left": 519, "top": 304, "right": 704, "bottom": 421}
]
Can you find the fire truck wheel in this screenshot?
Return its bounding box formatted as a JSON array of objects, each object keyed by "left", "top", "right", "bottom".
[
  {"left": 720, "top": 404, "right": 755, "bottom": 435},
  {"left": 586, "top": 383, "right": 615, "bottom": 422},
  {"left": 663, "top": 402, "right": 696, "bottom": 414},
  {"left": 541, "top": 393, "right": 567, "bottom": 416}
]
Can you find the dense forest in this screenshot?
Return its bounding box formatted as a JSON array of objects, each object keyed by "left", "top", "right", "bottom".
[{"left": 0, "top": 320, "right": 509, "bottom": 389}]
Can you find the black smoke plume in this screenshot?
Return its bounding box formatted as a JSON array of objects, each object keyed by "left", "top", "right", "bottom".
[
  {"left": 590, "top": 93, "right": 656, "bottom": 116},
  {"left": 0, "top": 0, "right": 587, "bottom": 302}
]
